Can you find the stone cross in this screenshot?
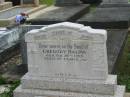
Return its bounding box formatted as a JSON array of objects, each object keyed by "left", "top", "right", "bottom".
[
  {"left": 21, "top": 0, "right": 39, "bottom": 6},
  {"left": 55, "top": 0, "right": 81, "bottom": 6}
]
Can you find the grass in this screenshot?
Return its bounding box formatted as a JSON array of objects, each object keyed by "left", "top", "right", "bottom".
[
  {"left": 0, "top": 76, "right": 20, "bottom": 97},
  {"left": 39, "top": 0, "right": 54, "bottom": 5},
  {"left": 116, "top": 34, "right": 130, "bottom": 92}
]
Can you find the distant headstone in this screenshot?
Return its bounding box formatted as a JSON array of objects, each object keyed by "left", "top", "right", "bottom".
[
  {"left": 0, "top": 0, "right": 4, "bottom": 3},
  {"left": 55, "top": 0, "right": 81, "bottom": 6},
  {"left": 14, "top": 22, "right": 125, "bottom": 97},
  {"left": 102, "top": 0, "right": 128, "bottom": 4},
  {"left": 21, "top": 0, "right": 39, "bottom": 6}
]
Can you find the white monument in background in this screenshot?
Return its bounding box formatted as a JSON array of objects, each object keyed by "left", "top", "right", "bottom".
[{"left": 14, "top": 22, "right": 125, "bottom": 97}]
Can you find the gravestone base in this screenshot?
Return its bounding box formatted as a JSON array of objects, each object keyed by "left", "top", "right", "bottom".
[
  {"left": 99, "top": 3, "right": 130, "bottom": 7},
  {"left": 21, "top": 73, "right": 117, "bottom": 95},
  {"left": 28, "top": 5, "right": 90, "bottom": 25},
  {"left": 14, "top": 85, "right": 125, "bottom": 97},
  {"left": 14, "top": 73, "right": 125, "bottom": 97},
  {"left": 55, "top": 0, "right": 81, "bottom": 6}
]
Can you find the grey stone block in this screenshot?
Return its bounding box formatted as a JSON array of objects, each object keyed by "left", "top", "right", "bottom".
[
  {"left": 55, "top": 0, "right": 81, "bottom": 6},
  {"left": 78, "top": 7, "right": 130, "bottom": 29},
  {"left": 21, "top": 73, "right": 117, "bottom": 95},
  {"left": 107, "top": 29, "right": 128, "bottom": 73},
  {"left": 28, "top": 5, "right": 90, "bottom": 25},
  {"left": 14, "top": 85, "right": 125, "bottom": 97},
  {"left": 99, "top": 3, "right": 130, "bottom": 8}
]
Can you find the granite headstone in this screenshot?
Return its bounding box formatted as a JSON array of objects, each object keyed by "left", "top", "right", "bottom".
[{"left": 14, "top": 22, "right": 125, "bottom": 97}]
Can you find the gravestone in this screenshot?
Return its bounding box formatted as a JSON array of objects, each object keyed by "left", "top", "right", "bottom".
[
  {"left": 14, "top": 22, "right": 125, "bottom": 97},
  {"left": 0, "top": 0, "right": 4, "bottom": 3},
  {"left": 102, "top": 0, "right": 128, "bottom": 4},
  {"left": 101, "top": 0, "right": 130, "bottom": 7},
  {"left": 21, "top": 0, "right": 39, "bottom": 6},
  {"left": 55, "top": 0, "right": 81, "bottom": 6}
]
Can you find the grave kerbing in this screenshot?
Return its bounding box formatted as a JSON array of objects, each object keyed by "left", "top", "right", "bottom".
[
  {"left": 55, "top": 0, "right": 81, "bottom": 6},
  {"left": 21, "top": 0, "right": 39, "bottom": 6},
  {"left": 13, "top": 22, "right": 125, "bottom": 97}
]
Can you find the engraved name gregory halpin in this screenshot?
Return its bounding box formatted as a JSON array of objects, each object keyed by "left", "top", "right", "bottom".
[{"left": 39, "top": 43, "right": 88, "bottom": 61}]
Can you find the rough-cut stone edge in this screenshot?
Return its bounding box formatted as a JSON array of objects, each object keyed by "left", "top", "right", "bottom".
[
  {"left": 14, "top": 85, "right": 125, "bottom": 97},
  {"left": 99, "top": 3, "right": 130, "bottom": 8},
  {"left": 21, "top": 73, "right": 117, "bottom": 95}
]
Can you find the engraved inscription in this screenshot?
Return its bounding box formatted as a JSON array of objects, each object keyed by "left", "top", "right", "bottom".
[{"left": 38, "top": 42, "right": 89, "bottom": 61}]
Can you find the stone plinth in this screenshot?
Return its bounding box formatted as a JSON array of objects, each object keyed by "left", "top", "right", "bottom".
[
  {"left": 13, "top": 22, "right": 125, "bottom": 97},
  {"left": 55, "top": 0, "right": 81, "bottom": 6},
  {"left": 21, "top": 0, "right": 39, "bottom": 6},
  {"left": 100, "top": 0, "right": 130, "bottom": 7},
  {"left": 28, "top": 5, "right": 90, "bottom": 25},
  {"left": 102, "top": 0, "right": 128, "bottom": 4}
]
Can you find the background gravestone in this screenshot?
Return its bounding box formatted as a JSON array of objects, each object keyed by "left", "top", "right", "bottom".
[
  {"left": 21, "top": 0, "right": 39, "bottom": 6},
  {"left": 14, "top": 22, "right": 125, "bottom": 97},
  {"left": 102, "top": 0, "right": 128, "bottom": 4},
  {"left": 55, "top": 0, "right": 81, "bottom": 6},
  {"left": 0, "top": 0, "right": 4, "bottom": 3}
]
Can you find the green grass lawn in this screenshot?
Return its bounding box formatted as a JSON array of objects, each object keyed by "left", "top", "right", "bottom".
[{"left": 39, "top": 0, "right": 54, "bottom": 5}]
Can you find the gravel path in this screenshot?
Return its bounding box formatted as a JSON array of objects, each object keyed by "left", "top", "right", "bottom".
[{"left": 0, "top": 54, "right": 23, "bottom": 80}]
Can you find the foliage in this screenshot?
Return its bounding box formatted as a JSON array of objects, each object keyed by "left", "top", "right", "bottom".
[
  {"left": 0, "top": 76, "right": 6, "bottom": 85},
  {"left": 116, "top": 34, "right": 130, "bottom": 92},
  {"left": 118, "top": 75, "right": 130, "bottom": 92},
  {"left": 0, "top": 76, "right": 20, "bottom": 97}
]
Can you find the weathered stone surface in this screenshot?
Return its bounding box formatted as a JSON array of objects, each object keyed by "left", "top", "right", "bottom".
[
  {"left": 14, "top": 22, "right": 125, "bottom": 97},
  {"left": 100, "top": 0, "right": 130, "bottom": 8},
  {"left": 55, "top": 0, "right": 81, "bottom": 6},
  {"left": 0, "top": 0, "right": 4, "bottom": 3},
  {"left": 14, "top": 85, "right": 125, "bottom": 97},
  {"left": 0, "top": 27, "right": 21, "bottom": 64},
  {"left": 102, "top": 0, "right": 128, "bottom": 4},
  {"left": 0, "top": 7, "right": 32, "bottom": 19},
  {"left": 21, "top": 0, "right": 39, "bottom": 6},
  {"left": 107, "top": 29, "right": 128, "bottom": 73},
  {"left": 21, "top": 73, "right": 117, "bottom": 95},
  {"left": 28, "top": 5, "right": 90, "bottom": 25},
  {"left": 78, "top": 7, "right": 130, "bottom": 29},
  {"left": 0, "top": 2, "right": 12, "bottom": 11},
  {"left": 25, "top": 22, "right": 108, "bottom": 80}
]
